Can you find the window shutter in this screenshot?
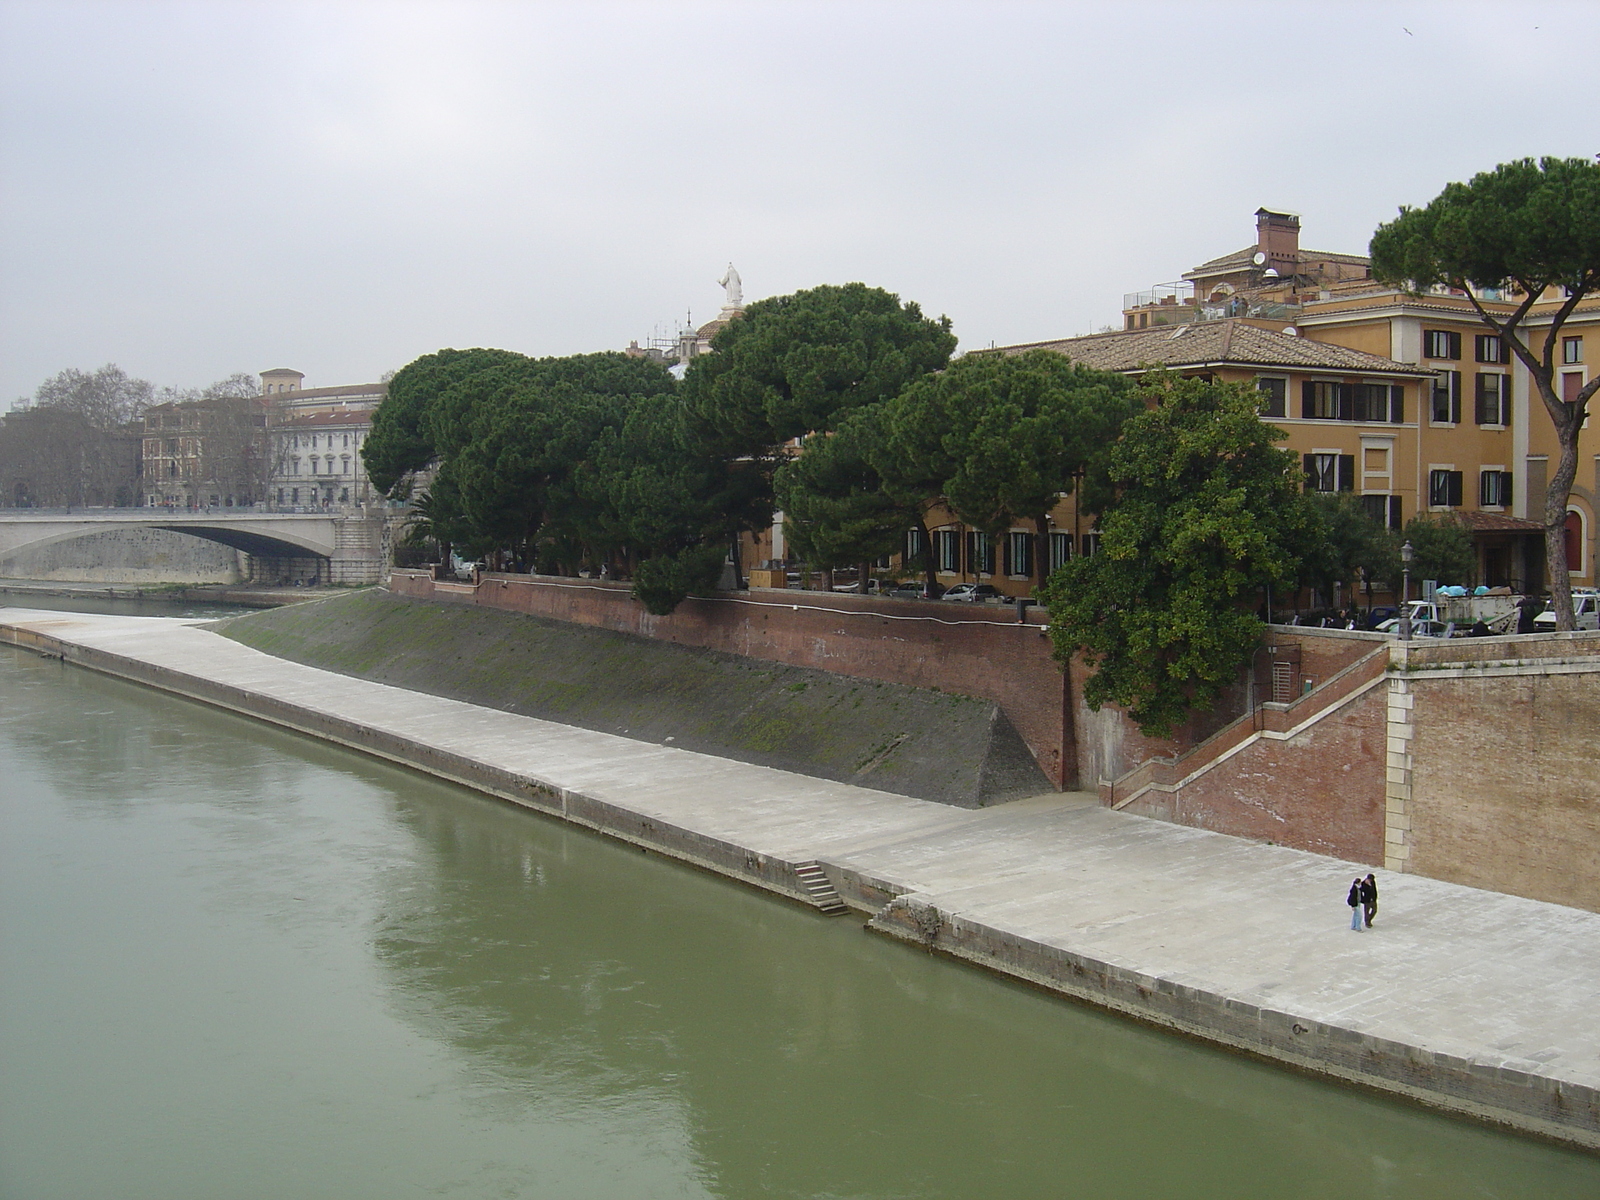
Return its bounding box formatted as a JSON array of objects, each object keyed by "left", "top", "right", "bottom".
[
  {"left": 1499, "top": 378, "right": 1512, "bottom": 426},
  {"left": 1390, "top": 385, "right": 1404, "bottom": 423},
  {"left": 1450, "top": 372, "right": 1462, "bottom": 424},
  {"left": 1301, "top": 381, "right": 1315, "bottom": 419},
  {"left": 1388, "top": 495, "right": 1402, "bottom": 530},
  {"left": 1448, "top": 331, "right": 1461, "bottom": 360},
  {"left": 1303, "top": 453, "right": 1315, "bottom": 489},
  {"left": 1000, "top": 535, "right": 1010, "bottom": 577},
  {"left": 964, "top": 531, "right": 975, "bottom": 574},
  {"left": 1449, "top": 471, "right": 1463, "bottom": 507},
  {"left": 1502, "top": 472, "right": 1514, "bottom": 505},
  {"left": 1337, "top": 384, "right": 1353, "bottom": 422},
  {"left": 1338, "top": 455, "right": 1355, "bottom": 492}
]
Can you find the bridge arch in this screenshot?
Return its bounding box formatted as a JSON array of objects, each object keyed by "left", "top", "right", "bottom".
[{"left": 0, "top": 515, "right": 338, "bottom": 564}]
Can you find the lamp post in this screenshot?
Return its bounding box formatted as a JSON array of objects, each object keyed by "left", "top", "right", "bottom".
[{"left": 1399, "top": 539, "right": 1415, "bottom": 640}]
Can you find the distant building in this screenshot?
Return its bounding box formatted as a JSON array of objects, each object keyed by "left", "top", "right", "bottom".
[
  {"left": 140, "top": 394, "right": 273, "bottom": 509},
  {"left": 272, "top": 408, "right": 377, "bottom": 509},
  {"left": 140, "top": 370, "right": 386, "bottom": 509}
]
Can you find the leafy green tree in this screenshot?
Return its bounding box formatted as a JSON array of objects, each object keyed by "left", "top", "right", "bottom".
[
  {"left": 584, "top": 395, "right": 746, "bottom": 613},
  {"left": 1040, "top": 377, "right": 1315, "bottom": 738},
  {"left": 363, "top": 348, "right": 530, "bottom": 495},
  {"left": 1298, "top": 493, "right": 1400, "bottom": 613},
  {"left": 1368, "top": 515, "right": 1477, "bottom": 598},
  {"left": 881, "top": 350, "right": 1136, "bottom": 590},
  {"left": 681, "top": 283, "right": 956, "bottom": 560},
  {"left": 773, "top": 405, "right": 920, "bottom": 585},
  {"left": 1371, "top": 156, "right": 1600, "bottom": 628}
]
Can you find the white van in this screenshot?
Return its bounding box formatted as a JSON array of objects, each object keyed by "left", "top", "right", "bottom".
[{"left": 1533, "top": 590, "right": 1600, "bottom": 631}]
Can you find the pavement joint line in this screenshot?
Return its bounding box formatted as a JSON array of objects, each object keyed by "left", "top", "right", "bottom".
[{"left": 3, "top": 606, "right": 1599, "bottom": 1152}]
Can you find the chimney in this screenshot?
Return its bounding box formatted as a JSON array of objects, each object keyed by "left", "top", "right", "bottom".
[{"left": 1256, "top": 208, "right": 1300, "bottom": 275}]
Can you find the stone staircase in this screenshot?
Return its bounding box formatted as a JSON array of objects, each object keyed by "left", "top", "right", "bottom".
[{"left": 792, "top": 860, "right": 850, "bottom": 915}]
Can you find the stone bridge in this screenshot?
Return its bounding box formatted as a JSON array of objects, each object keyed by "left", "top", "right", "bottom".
[{"left": 0, "top": 508, "right": 393, "bottom": 584}]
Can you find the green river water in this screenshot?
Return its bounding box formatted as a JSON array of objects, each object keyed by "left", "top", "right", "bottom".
[{"left": 1, "top": 597, "right": 1597, "bottom": 1198}]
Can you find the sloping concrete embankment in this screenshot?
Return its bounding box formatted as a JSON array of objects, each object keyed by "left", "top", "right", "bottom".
[
  {"left": 213, "top": 589, "right": 1050, "bottom": 807},
  {"left": 3, "top": 608, "right": 1599, "bottom": 1153}
]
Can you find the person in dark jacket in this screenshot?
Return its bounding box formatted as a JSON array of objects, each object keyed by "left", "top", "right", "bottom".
[
  {"left": 1517, "top": 594, "right": 1544, "bottom": 634},
  {"left": 1360, "top": 874, "right": 1378, "bottom": 928},
  {"left": 1347, "top": 877, "right": 1365, "bottom": 930}
]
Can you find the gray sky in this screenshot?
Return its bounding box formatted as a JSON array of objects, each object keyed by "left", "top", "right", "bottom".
[{"left": 2, "top": 0, "right": 1596, "bottom": 405}]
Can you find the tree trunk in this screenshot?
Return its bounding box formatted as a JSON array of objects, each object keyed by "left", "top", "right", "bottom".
[
  {"left": 1543, "top": 402, "right": 1581, "bottom": 629},
  {"left": 1034, "top": 513, "right": 1051, "bottom": 593},
  {"left": 857, "top": 559, "right": 870, "bottom": 594},
  {"left": 914, "top": 513, "right": 937, "bottom": 596}
]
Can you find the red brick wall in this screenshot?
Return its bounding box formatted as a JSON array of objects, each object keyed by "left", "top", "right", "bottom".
[
  {"left": 393, "top": 571, "right": 1077, "bottom": 787},
  {"left": 1123, "top": 682, "right": 1390, "bottom": 862}
]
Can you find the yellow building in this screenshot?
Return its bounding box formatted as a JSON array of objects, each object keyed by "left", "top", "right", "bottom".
[{"left": 1115, "top": 208, "right": 1592, "bottom": 591}]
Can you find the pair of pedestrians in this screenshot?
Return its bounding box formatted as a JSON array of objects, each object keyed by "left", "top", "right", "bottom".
[{"left": 1346, "top": 874, "right": 1378, "bottom": 930}]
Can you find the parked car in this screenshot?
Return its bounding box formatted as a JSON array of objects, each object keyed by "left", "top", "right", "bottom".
[
  {"left": 940, "top": 583, "right": 1000, "bottom": 602},
  {"left": 1533, "top": 589, "right": 1600, "bottom": 631},
  {"left": 1374, "top": 617, "right": 1455, "bottom": 638},
  {"left": 885, "top": 581, "right": 940, "bottom": 600}
]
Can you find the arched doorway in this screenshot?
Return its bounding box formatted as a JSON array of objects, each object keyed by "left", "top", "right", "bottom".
[{"left": 1564, "top": 510, "right": 1585, "bottom": 577}]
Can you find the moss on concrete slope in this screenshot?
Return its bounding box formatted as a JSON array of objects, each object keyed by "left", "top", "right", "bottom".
[{"left": 213, "top": 589, "right": 1050, "bottom": 806}]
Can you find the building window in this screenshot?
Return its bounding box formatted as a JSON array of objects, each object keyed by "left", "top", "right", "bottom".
[
  {"left": 1049, "top": 531, "right": 1072, "bottom": 573},
  {"left": 1304, "top": 453, "right": 1354, "bottom": 493},
  {"left": 1353, "top": 383, "right": 1389, "bottom": 422},
  {"left": 905, "top": 528, "right": 925, "bottom": 563},
  {"left": 1431, "top": 371, "right": 1461, "bottom": 424},
  {"left": 1475, "top": 373, "right": 1511, "bottom": 426},
  {"left": 1479, "top": 470, "right": 1513, "bottom": 507},
  {"left": 1361, "top": 494, "right": 1403, "bottom": 530},
  {"left": 1562, "top": 371, "right": 1585, "bottom": 404},
  {"left": 1424, "top": 330, "right": 1461, "bottom": 360},
  {"left": 291, "top": 488, "right": 299, "bottom": 504},
  {"left": 1080, "top": 532, "right": 1101, "bottom": 557},
  {"left": 963, "top": 531, "right": 996, "bottom": 575},
  {"left": 341, "top": 455, "right": 351, "bottom": 474},
  {"left": 1301, "top": 381, "right": 1349, "bottom": 421},
  {"left": 1563, "top": 336, "right": 1584, "bottom": 365},
  {"left": 1005, "top": 531, "right": 1033, "bottom": 578},
  {"left": 1475, "top": 334, "right": 1512, "bottom": 364},
  {"left": 1256, "top": 377, "right": 1287, "bottom": 418},
  {"left": 1429, "top": 469, "right": 1464, "bottom": 508},
  {"left": 933, "top": 528, "right": 961, "bottom": 573}
]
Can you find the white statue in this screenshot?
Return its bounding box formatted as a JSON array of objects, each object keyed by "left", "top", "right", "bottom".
[{"left": 717, "top": 263, "right": 743, "bottom": 309}]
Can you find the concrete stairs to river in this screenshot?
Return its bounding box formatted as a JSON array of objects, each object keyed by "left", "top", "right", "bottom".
[{"left": 792, "top": 860, "right": 849, "bottom": 915}]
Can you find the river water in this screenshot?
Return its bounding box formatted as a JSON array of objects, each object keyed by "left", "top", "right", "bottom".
[{"left": 2, "top": 600, "right": 1597, "bottom": 1199}]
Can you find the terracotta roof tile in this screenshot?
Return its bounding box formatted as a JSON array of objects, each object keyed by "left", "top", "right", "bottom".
[
  {"left": 995, "top": 320, "right": 1431, "bottom": 377},
  {"left": 1451, "top": 510, "right": 1544, "bottom": 533}
]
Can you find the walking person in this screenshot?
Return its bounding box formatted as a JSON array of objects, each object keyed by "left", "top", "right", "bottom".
[
  {"left": 1347, "top": 877, "right": 1365, "bottom": 931},
  {"left": 1360, "top": 873, "right": 1378, "bottom": 929}
]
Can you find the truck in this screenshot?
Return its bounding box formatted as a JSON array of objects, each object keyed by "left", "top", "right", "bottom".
[{"left": 1399, "top": 589, "right": 1521, "bottom": 634}]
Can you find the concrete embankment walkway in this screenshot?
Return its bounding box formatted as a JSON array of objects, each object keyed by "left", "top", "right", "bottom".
[{"left": 4, "top": 607, "right": 1597, "bottom": 1151}]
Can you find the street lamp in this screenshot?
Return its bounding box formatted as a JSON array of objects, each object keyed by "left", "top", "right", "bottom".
[{"left": 1399, "top": 539, "right": 1415, "bottom": 640}]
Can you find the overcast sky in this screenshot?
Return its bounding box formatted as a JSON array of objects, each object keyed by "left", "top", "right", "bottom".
[{"left": 2, "top": 0, "right": 1596, "bottom": 405}]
